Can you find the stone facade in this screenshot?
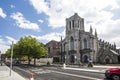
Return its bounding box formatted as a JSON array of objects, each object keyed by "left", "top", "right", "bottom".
[{"left": 61, "top": 13, "right": 118, "bottom": 64}]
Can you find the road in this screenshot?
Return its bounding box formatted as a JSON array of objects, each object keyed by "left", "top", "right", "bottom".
[{"left": 12, "top": 64, "right": 107, "bottom": 80}]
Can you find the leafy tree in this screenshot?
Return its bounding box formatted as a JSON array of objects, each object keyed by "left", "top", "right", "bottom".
[
  {"left": 5, "top": 48, "right": 11, "bottom": 58},
  {"left": 32, "top": 42, "right": 47, "bottom": 65},
  {"left": 5, "top": 36, "right": 48, "bottom": 65}
]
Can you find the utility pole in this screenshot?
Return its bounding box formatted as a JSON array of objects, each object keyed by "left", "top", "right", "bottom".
[{"left": 10, "top": 41, "right": 13, "bottom": 76}]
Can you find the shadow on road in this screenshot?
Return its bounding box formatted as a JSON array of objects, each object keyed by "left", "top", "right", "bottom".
[{"left": 104, "top": 78, "right": 111, "bottom": 80}]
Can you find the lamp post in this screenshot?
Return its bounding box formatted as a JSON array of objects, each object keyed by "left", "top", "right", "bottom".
[{"left": 10, "top": 41, "right": 13, "bottom": 76}]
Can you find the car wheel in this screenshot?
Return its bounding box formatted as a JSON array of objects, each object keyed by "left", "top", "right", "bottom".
[{"left": 112, "top": 75, "right": 120, "bottom": 80}]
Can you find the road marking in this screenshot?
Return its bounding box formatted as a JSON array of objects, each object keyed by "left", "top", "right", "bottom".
[
  {"left": 64, "top": 67, "right": 105, "bottom": 73},
  {"left": 15, "top": 67, "right": 51, "bottom": 74},
  {"left": 31, "top": 68, "right": 43, "bottom": 71},
  {"left": 14, "top": 67, "right": 31, "bottom": 74},
  {"left": 15, "top": 67, "right": 103, "bottom": 80},
  {"left": 52, "top": 70, "right": 103, "bottom": 80},
  {"left": 34, "top": 70, "right": 51, "bottom": 74}
]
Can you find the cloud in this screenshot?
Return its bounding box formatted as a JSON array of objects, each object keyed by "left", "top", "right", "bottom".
[
  {"left": 0, "top": 8, "right": 7, "bottom": 18},
  {"left": 29, "top": 0, "right": 119, "bottom": 28},
  {"left": 0, "top": 36, "right": 17, "bottom": 53},
  {"left": 31, "top": 30, "right": 65, "bottom": 44},
  {"left": 0, "top": 44, "right": 9, "bottom": 54},
  {"left": 38, "top": 19, "right": 44, "bottom": 23},
  {"left": 5, "top": 36, "right": 18, "bottom": 44},
  {"left": 11, "top": 12, "right": 40, "bottom": 31},
  {"left": 29, "top": 0, "right": 120, "bottom": 48}
]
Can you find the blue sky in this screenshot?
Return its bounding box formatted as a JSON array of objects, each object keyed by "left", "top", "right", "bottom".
[{"left": 0, "top": 0, "right": 120, "bottom": 53}]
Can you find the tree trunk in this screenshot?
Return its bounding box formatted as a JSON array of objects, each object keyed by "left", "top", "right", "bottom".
[
  {"left": 34, "top": 58, "right": 36, "bottom": 66},
  {"left": 28, "top": 55, "right": 30, "bottom": 65}
]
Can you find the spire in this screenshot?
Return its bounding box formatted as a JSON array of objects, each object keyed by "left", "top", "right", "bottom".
[
  {"left": 114, "top": 42, "right": 116, "bottom": 49},
  {"left": 90, "top": 25, "right": 93, "bottom": 34},
  {"left": 95, "top": 29, "right": 97, "bottom": 37}
]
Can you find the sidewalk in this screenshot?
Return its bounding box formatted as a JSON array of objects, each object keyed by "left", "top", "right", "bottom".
[{"left": 0, "top": 63, "right": 26, "bottom": 80}]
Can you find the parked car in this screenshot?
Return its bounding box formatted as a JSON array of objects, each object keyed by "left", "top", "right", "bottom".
[{"left": 105, "top": 68, "right": 120, "bottom": 80}]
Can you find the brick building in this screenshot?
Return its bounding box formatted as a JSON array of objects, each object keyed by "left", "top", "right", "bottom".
[{"left": 45, "top": 40, "right": 61, "bottom": 62}]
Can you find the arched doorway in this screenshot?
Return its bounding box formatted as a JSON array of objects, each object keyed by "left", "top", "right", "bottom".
[
  {"left": 70, "top": 55, "right": 75, "bottom": 63},
  {"left": 105, "top": 58, "right": 110, "bottom": 64},
  {"left": 84, "top": 55, "right": 88, "bottom": 63}
]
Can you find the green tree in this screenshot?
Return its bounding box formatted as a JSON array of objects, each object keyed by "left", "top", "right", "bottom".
[
  {"left": 32, "top": 42, "right": 47, "bottom": 65},
  {"left": 5, "top": 48, "right": 11, "bottom": 58},
  {"left": 5, "top": 36, "right": 48, "bottom": 65}
]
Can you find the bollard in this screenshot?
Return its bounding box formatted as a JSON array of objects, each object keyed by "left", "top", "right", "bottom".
[
  {"left": 63, "top": 63, "right": 66, "bottom": 69},
  {"left": 29, "top": 73, "right": 35, "bottom": 80}
]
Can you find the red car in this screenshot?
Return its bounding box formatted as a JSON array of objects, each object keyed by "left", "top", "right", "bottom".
[{"left": 105, "top": 68, "right": 120, "bottom": 80}]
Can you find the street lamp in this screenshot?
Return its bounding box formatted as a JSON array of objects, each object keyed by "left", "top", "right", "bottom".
[{"left": 10, "top": 41, "right": 13, "bottom": 76}]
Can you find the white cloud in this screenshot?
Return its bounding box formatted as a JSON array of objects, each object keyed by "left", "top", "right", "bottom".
[
  {"left": 0, "top": 44, "right": 9, "bottom": 54},
  {"left": 0, "top": 8, "right": 7, "bottom": 18},
  {"left": 5, "top": 36, "right": 18, "bottom": 44},
  {"left": 31, "top": 30, "right": 65, "bottom": 44},
  {"left": 29, "top": 0, "right": 49, "bottom": 14},
  {"left": 38, "top": 19, "right": 44, "bottom": 23},
  {"left": 29, "top": 0, "right": 120, "bottom": 47},
  {"left": 29, "top": 0, "right": 119, "bottom": 28},
  {"left": 11, "top": 12, "right": 40, "bottom": 31},
  {"left": 0, "top": 36, "right": 17, "bottom": 53}
]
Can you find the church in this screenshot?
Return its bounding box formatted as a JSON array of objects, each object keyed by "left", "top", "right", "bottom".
[{"left": 61, "top": 13, "right": 119, "bottom": 64}]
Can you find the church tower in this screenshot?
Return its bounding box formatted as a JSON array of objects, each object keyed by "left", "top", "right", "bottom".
[
  {"left": 65, "top": 13, "right": 85, "bottom": 64},
  {"left": 66, "top": 13, "right": 84, "bottom": 36}
]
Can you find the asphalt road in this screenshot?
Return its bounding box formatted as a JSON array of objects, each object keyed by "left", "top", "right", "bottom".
[{"left": 12, "top": 65, "right": 107, "bottom": 80}]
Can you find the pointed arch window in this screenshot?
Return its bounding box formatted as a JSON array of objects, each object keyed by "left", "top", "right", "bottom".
[
  {"left": 72, "top": 20, "right": 74, "bottom": 28},
  {"left": 69, "top": 21, "right": 71, "bottom": 29},
  {"left": 84, "top": 38, "right": 87, "bottom": 48},
  {"left": 70, "top": 36, "right": 74, "bottom": 50}
]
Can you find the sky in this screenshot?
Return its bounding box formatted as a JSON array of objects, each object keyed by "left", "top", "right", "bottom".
[{"left": 0, "top": 0, "right": 120, "bottom": 53}]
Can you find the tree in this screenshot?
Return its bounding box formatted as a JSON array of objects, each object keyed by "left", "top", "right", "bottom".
[
  {"left": 32, "top": 42, "right": 47, "bottom": 65},
  {"left": 5, "top": 48, "right": 11, "bottom": 58},
  {"left": 5, "top": 36, "right": 48, "bottom": 65}
]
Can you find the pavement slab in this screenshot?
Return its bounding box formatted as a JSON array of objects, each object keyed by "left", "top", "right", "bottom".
[{"left": 0, "top": 64, "right": 26, "bottom": 80}]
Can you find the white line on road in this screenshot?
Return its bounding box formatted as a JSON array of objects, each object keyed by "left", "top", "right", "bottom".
[
  {"left": 15, "top": 67, "right": 103, "bottom": 80},
  {"left": 52, "top": 70, "right": 103, "bottom": 80},
  {"left": 64, "top": 67, "right": 105, "bottom": 73},
  {"left": 14, "top": 67, "right": 31, "bottom": 74}
]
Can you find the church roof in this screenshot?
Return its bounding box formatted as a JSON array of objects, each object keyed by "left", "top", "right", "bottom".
[
  {"left": 45, "top": 40, "right": 59, "bottom": 46},
  {"left": 110, "top": 49, "right": 119, "bottom": 55},
  {"left": 68, "top": 13, "right": 82, "bottom": 20}
]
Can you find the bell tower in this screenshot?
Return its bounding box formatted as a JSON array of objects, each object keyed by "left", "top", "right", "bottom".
[{"left": 66, "top": 13, "right": 84, "bottom": 36}]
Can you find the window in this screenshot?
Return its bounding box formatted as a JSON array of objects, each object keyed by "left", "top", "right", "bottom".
[
  {"left": 69, "top": 21, "right": 71, "bottom": 29},
  {"left": 70, "top": 37, "right": 74, "bottom": 50},
  {"left": 78, "top": 20, "right": 79, "bottom": 28},
  {"left": 64, "top": 43, "right": 66, "bottom": 51},
  {"left": 84, "top": 38, "right": 87, "bottom": 48},
  {"left": 72, "top": 20, "right": 74, "bottom": 28}
]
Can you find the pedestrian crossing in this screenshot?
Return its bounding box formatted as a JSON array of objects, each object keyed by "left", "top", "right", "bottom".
[
  {"left": 30, "top": 68, "right": 52, "bottom": 74},
  {"left": 15, "top": 66, "right": 105, "bottom": 80}
]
